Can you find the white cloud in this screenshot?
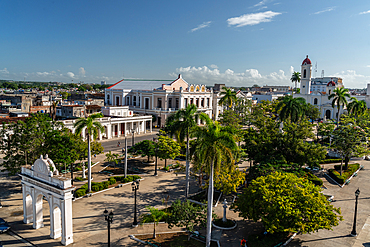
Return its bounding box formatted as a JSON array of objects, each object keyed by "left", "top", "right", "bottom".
[
  {"left": 79, "top": 67, "right": 86, "bottom": 77},
  {"left": 333, "top": 70, "right": 370, "bottom": 88},
  {"left": 312, "top": 6, "right": 336, "bottom": 15},
  {"left": 37, "top": 72, "right": 51, "bottom": 76},
  {"left": 359, "top": 10, "right": 370, "bottom": 15},
  {"left": 254, "top": 0, "right": 269, "bottom": 7},
  {"left": 227, "top": 11, "right": 282, "bottom": 27},
  {"left": 170, "top": 65, "right": 294, "bottom": 86},
  {"left": 209, "top": 64, "right": 218, "bottom": 69},
  {"left": 0, "top": 68, "right": 9, "bottom": 74},
  {"left": 67, "top": 72, "right": 75, "bottom": 78},
  {"left": 190, "top": 21, "right": 212, "bottom": 32}
]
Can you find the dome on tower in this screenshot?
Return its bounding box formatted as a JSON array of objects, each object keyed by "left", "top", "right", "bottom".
[
  {"left": 302, "top": 55, "right": 312, "bottom": 65},
  {"left": 327, "top": 80, "right": 336, "bottom": 87}
]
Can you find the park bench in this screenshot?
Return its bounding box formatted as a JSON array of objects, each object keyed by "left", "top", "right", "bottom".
[{"left": 188, "top": 229, "right": 222, "bottom": 247}]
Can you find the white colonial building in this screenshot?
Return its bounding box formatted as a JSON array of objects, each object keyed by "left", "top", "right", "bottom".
[
  {"left": 104, "top": 74, "right": 213, "bottom": 127},
  {"left": 294, "top": 55, "right": 345, "bottom": 120}
]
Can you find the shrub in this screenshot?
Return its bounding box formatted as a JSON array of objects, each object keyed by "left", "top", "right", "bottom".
[
  {"left": 75, "top": 189, "right": 86, "bottom": 198},
  {"left": 75, "top": 177, "right": 86, "bottom": 181},
  {"left": 103, "top": 181, "right": 109, "bottom": 189},
  {"left": 81, "top": 183, "right": 88, "bottom": 190},
  {"left": 92, "top": 184, "right": 100, "bottom": 192},
  {"left": 329, "top": 163, "right": 360, "bottom": 184},
  {"left": 109, "top": 177, "right": 116, "bottom": 185}
]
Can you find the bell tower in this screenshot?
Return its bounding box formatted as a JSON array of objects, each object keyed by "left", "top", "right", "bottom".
[{"left": 300, "top": 55, "right": 312, "bottom": 95}]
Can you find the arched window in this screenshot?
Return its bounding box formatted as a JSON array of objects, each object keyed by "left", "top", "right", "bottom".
[
  {"left": 303, "top": 69, "right": 307, "bottom": 78},
  {"left": 314, "top": 98, "right": 318, "bottom": 105}
]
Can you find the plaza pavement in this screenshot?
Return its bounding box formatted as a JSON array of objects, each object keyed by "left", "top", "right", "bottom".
[{"left": 1, "top": 152, "right": 370, "bottom": 246}]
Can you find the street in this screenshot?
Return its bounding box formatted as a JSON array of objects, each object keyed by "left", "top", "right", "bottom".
[{"left": 100, "top": 131, "right": 158, "bottom": 152}]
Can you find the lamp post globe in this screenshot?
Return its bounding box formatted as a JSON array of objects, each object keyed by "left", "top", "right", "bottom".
[
  {"left": 132, "top": 180, "right": 140, "bottom": 227},
  {"left": 103, "top": 209, "right": 114, "bottom": 247}
]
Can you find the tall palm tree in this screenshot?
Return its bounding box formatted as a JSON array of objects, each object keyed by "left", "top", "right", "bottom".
[
  {"left": 218, "top": 87, "right": 237, "bottom": 110},
  {"left": 74, "top": 113, "right": 104, "bottom": 192},
  {"left": 193, "top": 113, "right": 237, "bottom": 247},
  {"left": 165, "top": 104, "right": 198, "bottom": 198},
  {"left": 328, "top": 87, "right": 350, "bottom": 126},
  {"left": 290, "top": 71, "right": 301, "bottom": 95},
  {"left": 347, "top": 97, "right": 367, "bottom": 118},
  {"left": 276, "top": 96, "right": 306, "bottom": 122}
]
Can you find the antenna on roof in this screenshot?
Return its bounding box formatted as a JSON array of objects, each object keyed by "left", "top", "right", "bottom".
[{"left": 321, "top": 70, "right": 324, "bottom": 78}]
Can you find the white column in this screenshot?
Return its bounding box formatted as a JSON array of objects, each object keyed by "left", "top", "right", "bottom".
[
  {"left": 124, "top": 122, "right": 127, "bottom": 136},
  {"left": 144, "top": 120, "right": 147, "bottom": 134},
  {"left": 33, "top": 193, "right": 44, "bottom": 229},
  {"left": 23, "top": 186, "right": 33, "bottom": 224},
  {"left": 118, "top": 123, "right": 121, "bottom": 137},
  {"left": 61, "top": 199, "right": 73, "bottom": 246},
  {"left": 107, "top": 123, "right": 112, "bottom": 139},
  {"left": 150, "top": 119, "right": 152, "bottom": 132}
]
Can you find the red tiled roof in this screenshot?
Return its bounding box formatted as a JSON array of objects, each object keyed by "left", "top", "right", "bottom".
[{"left": 302, "top": 55, "right": 311, "bottom": 65}]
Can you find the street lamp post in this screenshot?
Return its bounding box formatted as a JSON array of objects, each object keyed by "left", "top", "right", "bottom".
[
  {"left": 103, "top": 209, "right": 114, "bottom": 247},
  {"left": 153, "top": 138, "right": 158, "bottom": 176},
  {"left": 131, "top": 180, "right": 140, "bottom": 227},
  {"left": 351, "top": 188, "right": 360, "bottom": 236}
]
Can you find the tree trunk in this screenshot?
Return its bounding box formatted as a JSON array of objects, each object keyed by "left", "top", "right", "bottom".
[
  {"left": 340, "top": 156, "right": 343, "bottom": 176},
  {"left": 153, "top": 222, "right": 156, "bottom": 239},
  {"left": 124, "top": 138, "right": 127, "bottom": 178},
  {"left": 344, "top": 156, "right": 350, "bottom": 171},
  {"left": 88, "top": 133, "right": 92, "bottom": 193},
  {"left": 206, "top": 160, "right": 214, "bottom": 247},
  {"left": 337, "top": 106, "right": 340, "bottom": 127},
  {"left": 70, "top": 164, "right": 74, "bottom": 185},
  {"left": 165, "top": 159, "right": 167, "bottom": 168},
  {"left": 185, "top": 129, "right": 190, "bottom": 199}
]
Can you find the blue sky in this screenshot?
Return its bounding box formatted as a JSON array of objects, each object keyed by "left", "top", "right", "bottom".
[{"left": 1, "top": 0, "right": 370, "bottom": 88}]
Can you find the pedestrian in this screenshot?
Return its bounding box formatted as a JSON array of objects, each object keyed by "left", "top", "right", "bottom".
[
  {"left": 118, "top": 141, "right": 120, "bottom": 147},
  {"left": 122, "top": 148, "right": 124, "bottom": 154}
]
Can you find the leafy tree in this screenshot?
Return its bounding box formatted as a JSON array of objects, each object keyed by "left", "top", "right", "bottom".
[
  {"left": 214, "top": 163, "right": 245, "bottom": 195},
  {"left": 328, "top": 87, "right": 350, "bottom": 126},
  {"left": 330, "top": 124, "right": 368, "bottom": 173},
  {"left": 291, "top": 71, "right": 301, "bottom": 94},
  {"left": 128, "top": 140, "right": 155, "bottom": 163},
  {"left": 74, "top": 113, "right": 104, "bottom": 192},
  {"left": 60, "top": 92, "right": 70, "bottom": 100},
  {"left": 166, "top": 104, "right": 199, "bottom": 198},
  {"left": 276, "top": 95, "right": 306, "bottom": 122},
  {"left": 218, "top": 87, "right": 237, "bottom": 110},
  {"left": 317, "top": 122, "right": 335, "bottom": 144},
  {"left": 232, "top": 172, "right": 342, "bottom": 234},
  {"left": 156, "top": 131, "right": 181, "bottom": 168},
  {"left": 192, "top": 113, "right": 237, "bottom": 247},
  {"left": 304, "top": 103, "right": 320, "bottom": 123},
  {"left": 166, "top": 199, "right": 210, "bottom": 232},
  {"left": 347, "top": 98, "right": 367, "bottom": 119}
]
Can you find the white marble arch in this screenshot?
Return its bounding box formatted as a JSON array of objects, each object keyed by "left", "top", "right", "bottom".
[{"left": 20, "top": 155, "right": 75, "bottom": 246}]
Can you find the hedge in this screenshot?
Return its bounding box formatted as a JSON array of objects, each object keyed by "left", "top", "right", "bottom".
[
  {"left": 328, "top": 163, "right": 360, "bottom": 184},
  {"left": 291, "top": 169, "right": 323, "bottom": 187},
  {"left": 321, "top": 158, "right": 342, "bottom": 164},
  {"left": 74, "top": 175, "right": 141, "bottom": 198}
]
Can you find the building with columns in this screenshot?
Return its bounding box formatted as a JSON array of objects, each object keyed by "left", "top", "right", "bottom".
[
  {"left": 104, "top": 74, "right": 213, "bottom": 127},
  {"left": 294, "top": 55, "right": 345, "bottom": 120}
]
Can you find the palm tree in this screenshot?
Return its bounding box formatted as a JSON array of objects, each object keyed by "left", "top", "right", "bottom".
[
  {"left": 165, "top": 104, "right": 198, "bottom": 198},
  {"left": 276, "top": 96, "right": 306, "bottom": 122},
  {"left": 192, "top": 113, "right": 237, "bottom": 247},
  {"left": 347, "top": 97, "right": 367, "bottom": 118},
  {"left": 218, "top": 87, "right": 237, "bottom": 110},
  {"left": 290, "top": 71, "right": 301, "bottom": 95},
  {"left": 328, "top": 87, "right": 350, "bottom": 126},
  {"left": 74, "top": 113, "right": 104, "bottom": 192},
  {"left": 50, "top": 100, "right": 59, "bottom": 121}
]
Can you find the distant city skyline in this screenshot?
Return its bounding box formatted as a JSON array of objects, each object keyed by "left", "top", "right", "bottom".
[{"left": 1, "top": 0, "right": 370, "bottom": 88}]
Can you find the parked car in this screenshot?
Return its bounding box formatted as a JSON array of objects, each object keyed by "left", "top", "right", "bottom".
[{"left": 0, "top": 218, "right": 10, "bottom": 233}]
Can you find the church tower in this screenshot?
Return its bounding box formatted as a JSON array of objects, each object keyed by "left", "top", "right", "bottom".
[{"left": 300, "top": 55, "right": 312, "bottom": 95}]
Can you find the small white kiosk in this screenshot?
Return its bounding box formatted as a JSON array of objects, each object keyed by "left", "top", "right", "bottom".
[{"left": 20, "top": 155, "right": 75, "bottom": 246}]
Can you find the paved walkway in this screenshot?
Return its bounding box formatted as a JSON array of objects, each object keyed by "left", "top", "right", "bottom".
[{"left": 1, "top": 155, "right": 370, "bottom": 246}]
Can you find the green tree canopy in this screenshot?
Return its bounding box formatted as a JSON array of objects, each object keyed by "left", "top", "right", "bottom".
[
  {"left": 218, "top": 87, "right": 237, "bottom": 109},
  {"left": 276, "top": 95, "right": 307, "bottom": 122},
  {"left": 128, "top": 140, "right": 155, "bottom": 163},
  {"left": 328, "top": 87, "right": 350, "bottom": 125},
  {"left": 232, "top": 172, "right": 342, "bottom": 234}
]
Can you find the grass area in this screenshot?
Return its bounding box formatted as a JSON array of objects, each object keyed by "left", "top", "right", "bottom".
[
  {"left": 328, "top": 163, "right": 360, "bottom": 184},
  {"left": 248, "top": 231, "right": 289, "bottom": 247}
]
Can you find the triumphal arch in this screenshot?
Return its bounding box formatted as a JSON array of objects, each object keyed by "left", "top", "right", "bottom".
[{"left": 20, "top": 155, "right": 75, "bottom": 246}]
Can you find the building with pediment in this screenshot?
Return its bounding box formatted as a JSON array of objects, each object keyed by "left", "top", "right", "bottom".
[{"left": 104, "top": 74, "right": 213, "bottom": 127}]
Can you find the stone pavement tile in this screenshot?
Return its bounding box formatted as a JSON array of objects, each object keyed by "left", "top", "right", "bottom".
[{"left": 353, "top": 215, "right": 370, "bottom": 247}]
